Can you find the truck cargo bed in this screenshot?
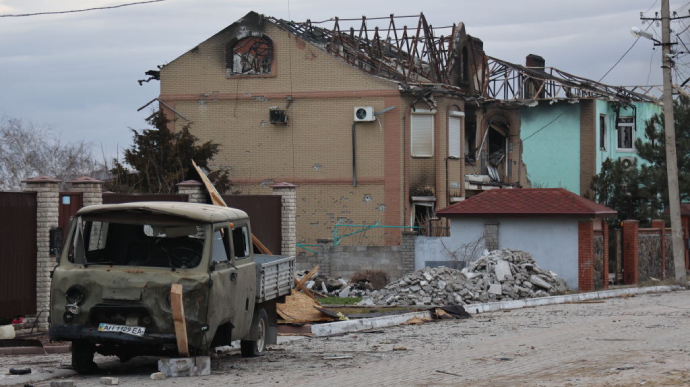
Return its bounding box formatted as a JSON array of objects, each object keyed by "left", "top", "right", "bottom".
[{"left": 254, "top": 255, "right": 295, "bottom": 303}]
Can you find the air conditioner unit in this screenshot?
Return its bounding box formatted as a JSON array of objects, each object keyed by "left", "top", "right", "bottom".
[
  {"left": 354, "top": 106, "right": 375, "bottom": 122},
  {"left": 620, "top": 156, "right": 636, "bottom": 170}
]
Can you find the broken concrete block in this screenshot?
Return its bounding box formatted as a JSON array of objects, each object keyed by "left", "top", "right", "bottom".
[
  {"left": 158, "top": 356, "right": 211, "bottom": 377},
  {"left": 51, "top": 381, "right": 76, "bottom": 387},
  {"left": 338, "top": 287, "right": 350, "bottom": 298},
  {"left": 150, "top": 372, "right": 167, "bottom": 380},
  {"left": 529, "top": 275, "right": 552, "bottom": 290},
  {"left": 100, "top": 377, "right": 119, "bottom": 385},
  {"left": 494, "top": 259, "right": 513, "bottom": 282},
  {"left": 488, "top": 283, "right": 502, "bottom": 295},
  {"left": 0, "top": 324, "right": 15, "bottom": 340}
]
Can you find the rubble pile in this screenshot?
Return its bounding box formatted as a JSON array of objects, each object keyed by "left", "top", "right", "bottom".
[
  {"left": 296, "top": 273, "right": 373, "bottom": 298},
  {"left": 360, "top": 249, "right": 568, "bottom": 306}
]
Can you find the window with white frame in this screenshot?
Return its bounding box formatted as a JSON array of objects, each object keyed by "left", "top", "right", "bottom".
[
  {"left": 599, "top": 114, "right": 606, "bottom": 150},
  {"left": 448, "top": 112, "right": 464, "bottom": 159},
  {"left": 617, "top": 116, "right": 635, "bottom": 150},
  {"left": 411, "top": 109, "right": 435, "bottom": 157}
]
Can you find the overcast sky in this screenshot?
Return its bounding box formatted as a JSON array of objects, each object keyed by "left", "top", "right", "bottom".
[{"left": 1, "top": 0, "right": 688, "bottom": 161}]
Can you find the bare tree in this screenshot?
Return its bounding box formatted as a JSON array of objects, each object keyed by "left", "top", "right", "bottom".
[
  {"left": 0, "top": 116, "right": 103, "bottom": 190},
  {"left": 440, "top": 233, "right": 486, "bottom": 269}
]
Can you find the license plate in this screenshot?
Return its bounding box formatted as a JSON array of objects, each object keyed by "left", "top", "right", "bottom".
[{"left": 98, "top": 323, "right": 146, "bottom": 337}]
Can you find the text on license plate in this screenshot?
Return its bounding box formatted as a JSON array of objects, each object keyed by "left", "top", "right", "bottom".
[{"left": 98, "top": 323, "right": 145, "bottom": 337}]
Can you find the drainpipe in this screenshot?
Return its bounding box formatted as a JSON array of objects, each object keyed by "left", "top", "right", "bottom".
[{"left": 352, "top": 122, "right": 358, "bottom": 187}]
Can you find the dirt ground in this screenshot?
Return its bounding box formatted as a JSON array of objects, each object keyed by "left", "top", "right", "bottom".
[{"left": 1, "top": 289, "right": 689, "bottom": 386}]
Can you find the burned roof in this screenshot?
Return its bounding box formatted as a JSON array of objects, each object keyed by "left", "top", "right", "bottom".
[{"left": 264, "top": 13, "right": 657, "bottom": 105}]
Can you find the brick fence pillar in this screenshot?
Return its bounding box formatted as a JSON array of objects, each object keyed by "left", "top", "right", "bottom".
[
  {"left": 651, "top": 219, "right": 666, "bottom": 279},
  {"left": 602, "top": 220, "right": 609, "bottom": 289},
  {"left": 271, "top": 183, "right": 297, "bottom": 257},
  {"left": 484, "top": 221, "right": 499, "bottom": 251},
  {"left": 176, "top": 180, "right": 207, "bottom": 203},
  {"left": 622, "top": 220, "right": 640, "bottom": 285},
  {"left": 69, "top": 176, "right": 103, "bottom": 207},
  {"left": 578, "top": 220, "right": 595, "bottom": 292},
  {"left": 316, "top": 239, "right": 333, "bottom": 277},
  {"left": 401, "top": 231, "right": 417, "bottom": 274},
  {"left": 23, "top": 176, "right": 60, "bottom": 330}
]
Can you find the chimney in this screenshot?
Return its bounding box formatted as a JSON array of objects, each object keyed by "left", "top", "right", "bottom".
[{"left": 526, "top": 54, "right": 545, "bottom": 69}]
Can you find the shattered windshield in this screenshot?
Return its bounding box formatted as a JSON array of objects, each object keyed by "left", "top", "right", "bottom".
[{"left": 69, "top": 217, "right": 208, "bottom": 269}]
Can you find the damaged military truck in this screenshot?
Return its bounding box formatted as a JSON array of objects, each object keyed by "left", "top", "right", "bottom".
[{"left": 49, "top": 202, "right": 295, "bottom": 374}]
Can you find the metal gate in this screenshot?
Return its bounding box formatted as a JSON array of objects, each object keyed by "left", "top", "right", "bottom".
[
  {"left": 59, "top": 192, "right": 83, "bottom": 241},
  {"left": 0, "top": 192, "right": 37, "bottom": 320},
  {"left": 223, "top": 195, "right": 282, "bottom": 256},
  {"left": 102, "top": 193, "right": 189, "bottom": 204}
]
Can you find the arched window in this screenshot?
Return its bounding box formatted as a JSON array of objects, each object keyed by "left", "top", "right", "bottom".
[{"left": 226, "top": 35, "right": 273, "bottom": 75}]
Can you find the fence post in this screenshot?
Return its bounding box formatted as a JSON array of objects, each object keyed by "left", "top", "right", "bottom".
[
  {"left": 401, "top": 231, "right": 417, "bottom": 274},
  {"left": 578, "top": 220, "right": 594, "bottom": 292},
  {"left": 69, "top": 176, "right": 104, "bottom": 207},
  {"left": 23, "top": 176, "right": 60, "bottom": 330},
  {"left": 271, "top": 183, "right": 297, "bottom": 257},
  {"left": 651, "top": 219, "right": 666, "bottom": 279},
  {"left": 176, "top": 180, "right": 206, "bottom": 203},
  {"left": 622, "top": 220, "right": 640, "bottom": 285},
  {"left": 316, "top": 239, "right": 333, "bottom": 277}
]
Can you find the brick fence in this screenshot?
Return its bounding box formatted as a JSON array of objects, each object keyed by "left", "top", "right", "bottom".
[{"left": 621, "top": 219, "right": 681, "bottom": 285}]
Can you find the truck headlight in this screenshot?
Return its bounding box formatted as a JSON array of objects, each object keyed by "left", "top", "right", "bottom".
[{"left": 66, "top": 286, "right": 86, "bottom": 305}]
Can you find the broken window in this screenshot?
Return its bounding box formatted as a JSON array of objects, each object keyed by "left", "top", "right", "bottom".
[
  {"left": 599, "top": 114, "right": 607, "bottom": 150},
  {"left": 617, "top": 116, "right": 635, "bottom": 150},
  {"left": 487, "top": 121, "right": 508, "bottom": 181},
  {"left": 448, "top": 111, "right": 464, "bottom": 159},
  {"left": 227, "top": 36, "right": 273, "bottom": 75},
  {"left": 465, "top": 117, "right": 477, "bottom": 162},
  {"left": 411, "top": 109, "right": 435, "bottom": 157}
]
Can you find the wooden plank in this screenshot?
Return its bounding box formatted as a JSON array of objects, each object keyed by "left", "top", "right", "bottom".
[
  {"left": 294, "top": 278, "right": 318, "bottom": 302},
  {"left": 299, "top": 265, "right": 320, "bottom": 286},
  {"left": 276, "top": 290, "right": 334, "bottom": 324},
  {"left": 191, "top": 160, "right": 273, "bottom": 255},
  {"left": 170, "top": 284, "right": 189, "bottom": 357}
]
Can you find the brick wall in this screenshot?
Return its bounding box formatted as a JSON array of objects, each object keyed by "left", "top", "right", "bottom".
[
  {"left": 579, "top": 100, "right": 597, "bottom": 197},
  {"left": 271, "top": 183, "right": 296, "bottom": 257},
  {"left": 302, "top": 233, "right": 417, "bottom": 281},
  {"left": 484, "top": 221, "right": 499, "bottom": 251},
  {"left": 578, "top": 220, "right": 594, "bottom": 292},
  {"left": 176, "top": 180, "right": 207, "bottom": 203},
  {"left": 23, "top": 176, "right": 60, "bottom": 330}
]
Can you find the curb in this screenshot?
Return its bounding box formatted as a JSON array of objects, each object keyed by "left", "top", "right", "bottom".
[
  {"left": 0, "top": 345, "right": 70, "bottom": 356},
  {"left": 309, "top": 285, "right": 682, "bottom": 336}
]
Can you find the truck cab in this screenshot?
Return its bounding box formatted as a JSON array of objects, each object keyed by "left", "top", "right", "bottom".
[{"left": 49, "top": 202, "right": 294, "bottom": 374}]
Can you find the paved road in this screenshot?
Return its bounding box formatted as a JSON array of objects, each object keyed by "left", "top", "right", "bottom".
[{"left": 2, "top": 289, "right": 689, "bottom": 386}]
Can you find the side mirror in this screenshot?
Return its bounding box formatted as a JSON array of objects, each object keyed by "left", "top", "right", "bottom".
[{"left": 49, "top": 227, "right": 63, "bottom": 264}]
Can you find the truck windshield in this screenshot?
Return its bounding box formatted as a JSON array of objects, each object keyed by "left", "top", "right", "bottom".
[{"left": 68, "top": 218, "right": 207, "bottom": 269}]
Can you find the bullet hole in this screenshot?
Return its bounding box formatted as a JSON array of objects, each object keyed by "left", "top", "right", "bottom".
[
  {"left": 313, "top": 164, "right": 322, "bottom": 171},
  {"left": 260, "top": 121, "right": 267, "bottom": 127},
  {"left": 377, "top": 204, "right": 387, "bottom": 211},
  {"left": 363, "top": 194, "right": 372, "bottom": 202}
]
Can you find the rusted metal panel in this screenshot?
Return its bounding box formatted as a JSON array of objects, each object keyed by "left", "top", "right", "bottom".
[
  {"left": 222, "top": 195, "right": 282, "bottom": 256},
  {"left": 102, "top": 193, "right": 189, "bottom": 204},
  {"left": 0, "top": 192, "right": 37, "bottom": 319}
]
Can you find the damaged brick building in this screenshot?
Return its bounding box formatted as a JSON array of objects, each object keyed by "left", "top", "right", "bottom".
[{"left": 152, "top": 11, "right": 659, "bottom": 248}]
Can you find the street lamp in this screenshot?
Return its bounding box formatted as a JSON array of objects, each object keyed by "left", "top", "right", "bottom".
[{"left": 633, "top": 1, "right": 687, "bottom": 285}]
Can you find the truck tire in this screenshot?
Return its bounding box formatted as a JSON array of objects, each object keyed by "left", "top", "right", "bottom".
[
  {"left": 240, "top": 307, "right": 267, "bottom": 357},
  {"left": 72, "top": 340, "right": 98, "bottom": 374}
]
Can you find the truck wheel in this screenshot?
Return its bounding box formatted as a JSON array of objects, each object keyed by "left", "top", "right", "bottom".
[
  {"left": 72, "top": 340, "right": 98, "bottom": 374},
  {"left": 240, "top": 307, "right": 267, "bottom": 357}
]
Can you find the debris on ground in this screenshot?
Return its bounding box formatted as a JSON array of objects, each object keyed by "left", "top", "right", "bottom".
[
  {"left": 359, "top": 249, "right": 568, "bottom": 306},
  {"left": 9, "top": 367, "right": 31, "bottom": 375}
]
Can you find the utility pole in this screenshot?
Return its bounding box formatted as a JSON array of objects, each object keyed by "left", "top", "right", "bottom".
[{"left": 658, "top": 0, "right": 687, "bottom": 284}]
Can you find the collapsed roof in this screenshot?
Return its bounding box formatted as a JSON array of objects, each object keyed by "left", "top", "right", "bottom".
[{"left": 267, "top": 13, "right": 657, "bottom": 105}]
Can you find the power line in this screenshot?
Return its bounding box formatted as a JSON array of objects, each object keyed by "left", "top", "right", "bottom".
[
  {"left": 0, "top": 0, "right": 166, "bottom": 18},
  {"left": 521, "top": 110, "right": 568, "bottom": 143},
  {"left": 598, "top": 37, "right": 640, "bottom": 83}
]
